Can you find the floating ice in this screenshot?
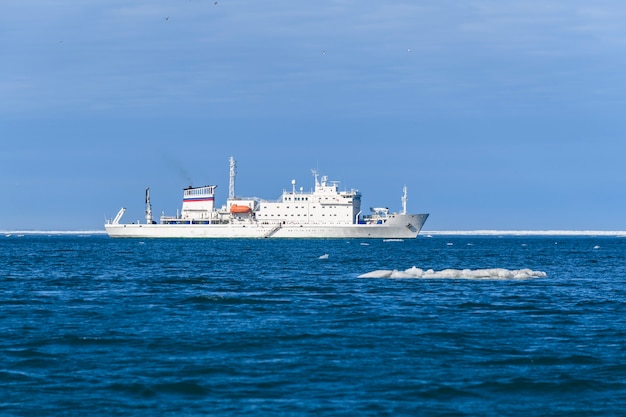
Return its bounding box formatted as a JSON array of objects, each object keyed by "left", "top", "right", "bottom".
[
  {"left": 318, "top": 254, "right": 329, "bottom": 259},
  {"left": 358, "top": 267, "right": 547, "bottom": 280}
]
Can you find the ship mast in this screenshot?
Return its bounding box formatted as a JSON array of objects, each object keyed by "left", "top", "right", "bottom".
[
  {"left": 229, "top": 156, "right": 236, "bottom": 199},
  {"left": 401, "top": 185, "right": 407, "bottom": 215},
  {"left": 311, "top": 169, "right": 320, "bottom": 187},
  {"left": 145, "top": 187, "right": 153, "bottom": 224}
]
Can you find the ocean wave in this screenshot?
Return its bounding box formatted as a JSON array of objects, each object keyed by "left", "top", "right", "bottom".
[{"left": 358, "top": 267, "right": 547, "bottom": 280}]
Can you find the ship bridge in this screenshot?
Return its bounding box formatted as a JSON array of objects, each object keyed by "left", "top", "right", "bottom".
[{"left": 181, "top": 185, "right": 217, "bottom": 219}]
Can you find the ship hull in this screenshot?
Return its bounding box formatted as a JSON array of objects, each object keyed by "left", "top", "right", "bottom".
[{"left": 105, "top": 214, "right": 428, "bottom": 239}]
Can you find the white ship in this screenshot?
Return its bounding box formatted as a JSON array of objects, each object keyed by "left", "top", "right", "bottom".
[{"left": 105, "top": 157, "right": 429, "bottom": 239}]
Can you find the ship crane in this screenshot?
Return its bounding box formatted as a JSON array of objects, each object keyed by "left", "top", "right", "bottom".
[{"left": 111, "top": 207, "right": 126, "bottom": 224}]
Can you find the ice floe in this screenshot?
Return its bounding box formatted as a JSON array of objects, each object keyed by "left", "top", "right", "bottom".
[{"left": 358, "top": 267, "right": 547, "bottom": 280}]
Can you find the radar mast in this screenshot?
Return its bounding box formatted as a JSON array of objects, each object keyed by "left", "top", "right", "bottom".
[
  {"left": 401, "top": 185, "right": 407, "bottom": 215},
  {"left": 229, "top": 156, "right": 236, "bottom": 199}
]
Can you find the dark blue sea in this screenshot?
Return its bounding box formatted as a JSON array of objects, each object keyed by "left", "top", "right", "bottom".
[{"left": 2, "top": 234, "right": 626, "bottom": 416}]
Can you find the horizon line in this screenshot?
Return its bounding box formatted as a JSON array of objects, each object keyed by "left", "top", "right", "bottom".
[{"left": 2, "top": 229, "right": 626, "bottom": 237}]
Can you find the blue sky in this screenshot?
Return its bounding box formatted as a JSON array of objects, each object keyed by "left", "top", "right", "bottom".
[{"left": 2, "top": 0, "right": 626, "bottom": 231}]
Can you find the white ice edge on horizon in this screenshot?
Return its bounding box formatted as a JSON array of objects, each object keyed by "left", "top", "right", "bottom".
[
  {"left": 423, "top": 230, "right": 626, "bottom": 236},
  {"left": 2, "top": 230, "right": 626, "bottom": 236},
  {"left": 1, "top": 230, "right": 108, "bottom": 235}
]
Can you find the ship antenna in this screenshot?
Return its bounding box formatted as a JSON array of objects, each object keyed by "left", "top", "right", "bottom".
[
  {"left": 229, "top": 156, "right": 236, "bottom": 199},
  {"left": 145, "top": 187, "right": 153, "bottom": 224},
  {"left": 311, "top": 168, "right": 319, "bottom": 187},
  {"left": 401, "top": 185, "right": 407, "bottom": 215}
]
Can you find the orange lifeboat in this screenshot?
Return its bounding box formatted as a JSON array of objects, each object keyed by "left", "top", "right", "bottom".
[{"left": 230, "top": 204, "right": 252, "bottom": 214}]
